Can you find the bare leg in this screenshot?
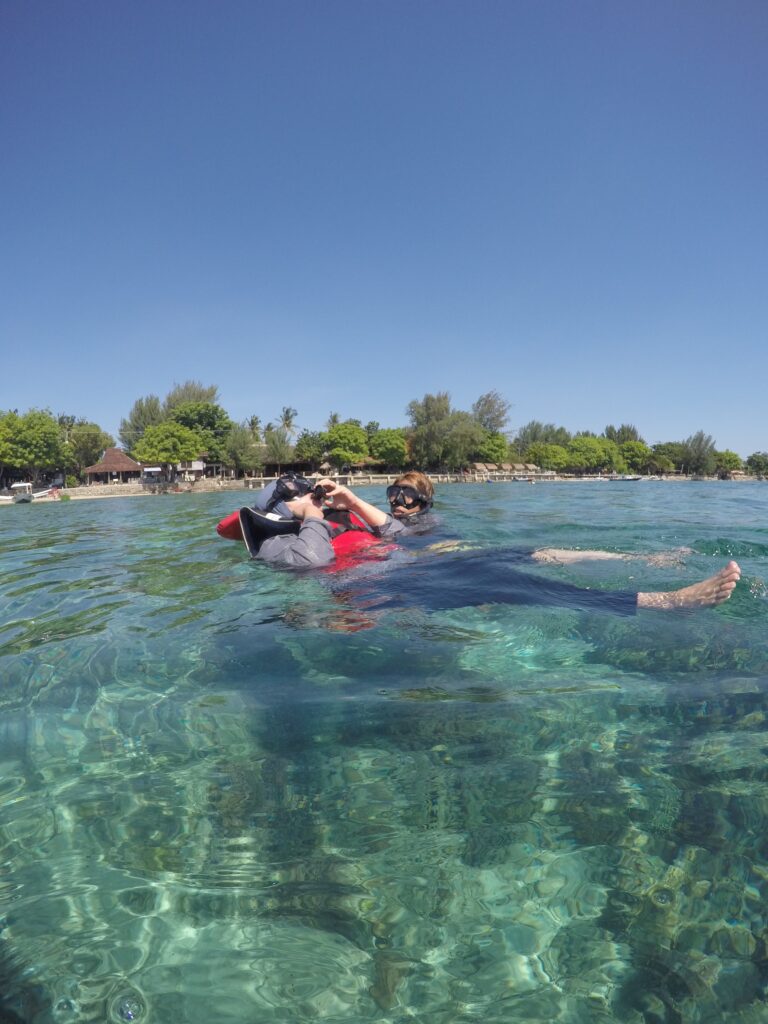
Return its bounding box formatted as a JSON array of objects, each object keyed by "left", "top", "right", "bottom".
[
  {"left": 637, "top": 561, "right": 741, "bottom": 610},
  {"left": 532, "top": 547, "right": 693, "bottom": 567}
]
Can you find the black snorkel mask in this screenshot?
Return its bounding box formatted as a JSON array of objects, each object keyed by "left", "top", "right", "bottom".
[
  {"left": 267, "top": 474, "right": 325, "bottom": 513},
  {"left": 385, "top": 484, "right": 432, "bottom": 512}
]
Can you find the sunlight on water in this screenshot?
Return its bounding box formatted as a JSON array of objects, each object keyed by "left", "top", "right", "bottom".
[{"left": 1, "top": 484, "right": 767, "bottom": 1022}]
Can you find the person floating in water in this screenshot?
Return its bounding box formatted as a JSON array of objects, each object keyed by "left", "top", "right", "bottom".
[{"left": 219, "top": 473, "right": 741, "bottom": 614}]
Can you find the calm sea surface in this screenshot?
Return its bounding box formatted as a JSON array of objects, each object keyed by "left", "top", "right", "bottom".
[{"left": 1, "top": 482, "right": 767, "bottom": 1024}]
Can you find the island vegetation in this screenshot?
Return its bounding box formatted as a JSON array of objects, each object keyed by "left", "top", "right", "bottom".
[{"left": 1, "top": 380, "right": 766, "bottom": 487}]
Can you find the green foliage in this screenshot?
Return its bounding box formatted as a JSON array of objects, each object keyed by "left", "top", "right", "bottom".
[
  {"left": 714, "top": 450, "right": 743, "bottom": 475},
  {"left": 525, "top": 442, "right": 569, "bottom": 471},
  {"left": 442, "top": 412, "right": 486, "bottom": 471},
  {"left": 652, "top": 442, "right": 686, "bottom": 473},
  {"left": 604, "top": 423, "right": 644, "bottom": 444},
  {"left": 132, "top": 422, "right": 202, "bottom": 465},
  {"left": 406, "top": 392, "right": 453, "bottom": 467},
  {"left": 326, "top": 412, "right": 340, "bottom": 430},
  {"left": 477, "top": 431, "right": 509, "bottom": 465},
  {"left": 369, "top": 428, "right": 408, "bottom": 468},
  {"left": 278, "top": 406, "right": 298, "bottom": 437},
  {"left": 65, "top": 475, "right": 79, "bottom": 489},
  {"left": 225, "top": 423, "right": 264, "bottom": 474},
  {"left": 619, "top": 440, "right": 653, "bottom": 473},
  {"left": 746, "top": 452, "right": 768, "bottom": 477},
  {"left": 67, "top": 423, "right": 115, "bottom": 477},
  {"left": 513, "top": 420, "right": 572, "bottom": 456},
  {"left": 119, "top": 395, "right": 163, "bottom": 450},
  {"left": 365, "top": 421, "right": 380, "bottom": 444},
  {"left": 683, "top": 431, "right": 717, "bottom": 476},
  {"left": 326, "top": 421, "right": 369, "bottom": 467},
  {"left": 169, "top": 402, "right": 233, "bottom": 463},
  {"left": 264, "top": 427, "right": 294, "bottom": 470},
  {"left": 472, "top": 391, "right": 511, "bottom": 433},
  {"left": 294, "top": 429, "right": 327, "bottom": 467},
  {"left": 163, "top": 380, "right": 219, "bottom": 415},
  {"left": 565, "top": 436, "right": 625, "bottom": 474},
  {"left": 0, "top": 409, "right": 66, "bottom": 476}
]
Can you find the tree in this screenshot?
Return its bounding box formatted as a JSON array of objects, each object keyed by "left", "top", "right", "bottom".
[
  {"left": 565, "top": 436, "right": 625, "bottom": 475},
  {"left": 326, "top": 412, "right": 340, "bottom": 430},
  {"left": 247, "top": 415, "right": 262, "bottom": 441},
  {"left": 0, "top": 409, "right": 66, "bottom": 479},
  {"left": 365, "top": 421, "right": 381, "bottom": 445},
  {"left": 477, "top": 431, "right": 509, "bottom": 465},
  {"left": 119, "top": 395, "right": 164, "bottom": 451},
  {"left": 326, "top": 421, "right": 369, "bottom": 468},
  {"left": 604, "top": 423, "right": 644, "bottom": 445},
  {"left": 472, "top": 391, "right": 511, "bottom": 433},
  {"left": 369, "top": 428, "right": 408, "bottom": 469},
  {"left": 442, "top": 412, "right": 486, "bottom": 471},
  {"left": 169, "top": 402, "right": 233, "bottom": 463},
  {"left": 746, "top": 452, "right": 768, "bottom": 478},
  {"left": 163, "top": 380, "right": 219, "bottom": 415},
  {"left": 278, "top": 406, "right": 298, "bottom": 438},
  {"left": 67, "top": 423, "right": 114, "bottom": 478},
  {"left": 619, "top": 440, "right": 653, "bottom": 474},
  {"left": 225, "top": 423, "right": 264, "bottom": 475},
  {"left": 714, "top": 450, "right": 743, "bottom": 477},
  {"left": 524, "top": 442, "right": 569, "bottom": 472},
  {"left": 264, "top": 426, "right": 294, "bottom": 472},
  {"left": 652, "top": 442, "right": 687, "bottom": 474},
  {"left": 406, "top": 392, "right": 453, "bottom": 467},
  {"left": 513, "top": 421, "right": 571, "bottom": 456},
  {"left": 294, "top": 430, "right": 327, "bottom": 468},
  {"left": 683, "top": 431, "right": 717, "bottom": 477},
  {"left": 132, "top": 422, "right": 202, "bottom": 471}
]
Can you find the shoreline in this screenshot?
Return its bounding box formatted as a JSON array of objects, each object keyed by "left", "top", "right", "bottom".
[{"left": 2, "top": 473, "right": 761, "bottom": 507}]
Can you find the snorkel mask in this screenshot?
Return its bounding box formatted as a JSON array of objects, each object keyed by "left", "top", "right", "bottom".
[
  {"left": 385, "top": 484, "right": 432, "bottom": 512},
  {"left": 253, "top": 474, "right": 324, "bottom": 519}
]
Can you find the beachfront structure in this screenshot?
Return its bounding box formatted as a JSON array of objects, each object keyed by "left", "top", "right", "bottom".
[{"left": 84, "top": 448, "right": 143, "bottom": 485}]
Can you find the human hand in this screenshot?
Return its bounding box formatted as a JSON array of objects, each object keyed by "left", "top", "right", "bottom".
[
  {"left": 316, "top": 478, "right": 352, "bottom": 508},
  {"left": 287, "top": 492, "right": 324, "bottom": 520}
]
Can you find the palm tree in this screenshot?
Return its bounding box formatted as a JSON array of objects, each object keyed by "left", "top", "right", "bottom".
[
  {"left": 326, "top": 411, "right": 340, "bottom": 430},
  {"left": 279, "top": 407, "right": 298, "bottom": 438}
]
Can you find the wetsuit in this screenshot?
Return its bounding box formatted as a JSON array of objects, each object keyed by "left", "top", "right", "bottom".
[
  {"left": 258, "top": 512, "right": 637, "bottom": 616},
  {"left": 334, "top": 546, "right": 639, "bottom": 617},
  {"left": 256, "top": 510, "right": 433, "bottom": 568}
]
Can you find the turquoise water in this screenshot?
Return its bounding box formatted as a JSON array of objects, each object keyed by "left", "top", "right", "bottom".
[{"left": 1, "top": 482, "right": 767, "bottom": 1023}]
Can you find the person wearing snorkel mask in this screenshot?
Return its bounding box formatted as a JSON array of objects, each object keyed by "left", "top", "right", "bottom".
[
  {"left": 318, "top": 471, "right": 436, "bottom": 538},
  {"left": 232, "top": 473, "right": 393, "bottom": 568}
]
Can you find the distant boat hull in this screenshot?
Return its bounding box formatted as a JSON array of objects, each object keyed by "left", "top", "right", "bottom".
[{"left": 13, "top": 493, "right": 33, "bottom": 503}]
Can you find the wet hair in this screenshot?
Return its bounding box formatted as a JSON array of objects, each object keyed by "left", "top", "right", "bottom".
[{"left": 393, "top": 471, "right": 434, "bottom": 503}]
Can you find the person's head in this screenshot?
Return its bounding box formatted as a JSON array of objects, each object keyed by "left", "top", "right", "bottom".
[
  {"left": 253, "top": 474, "right": 321, "bottom": 518},
  {"left": 386, "top": 471, "right": 434, "bottom": 517}
]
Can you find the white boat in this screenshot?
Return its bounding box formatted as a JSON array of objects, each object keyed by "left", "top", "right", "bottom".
[{"left": 0, "top": 483, "right": 52, "bottom": 503}]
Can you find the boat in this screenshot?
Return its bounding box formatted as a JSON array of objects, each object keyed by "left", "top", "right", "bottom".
[
  {"left": 0, "top": 483, "right": 53, "bottom": 503},
  {"left": 608, "top": 475, "right": 642, "bottom": 482},
  {"left": 12, "top": 483, "right": 34, "bottom": 503}
]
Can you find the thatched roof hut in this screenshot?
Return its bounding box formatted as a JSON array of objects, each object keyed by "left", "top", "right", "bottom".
[{"left": 84, "top": 448, "right": 143, "bottom": 484}]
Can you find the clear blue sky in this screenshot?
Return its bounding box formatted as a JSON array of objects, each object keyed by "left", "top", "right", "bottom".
[{"left": 2, "top": 1, "right": 766, "bottom": 456}]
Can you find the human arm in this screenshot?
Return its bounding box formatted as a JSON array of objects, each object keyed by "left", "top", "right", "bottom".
[
  {"left": 316, "top": 479, "right": 390, "bottom": 531},
  {"left": 257, "top": 493, "right": 335, "bottom": 567}
]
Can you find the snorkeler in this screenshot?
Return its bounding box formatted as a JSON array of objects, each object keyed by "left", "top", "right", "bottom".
[{"left": 224, "top": 474, "right": 741, "bottom": 613}]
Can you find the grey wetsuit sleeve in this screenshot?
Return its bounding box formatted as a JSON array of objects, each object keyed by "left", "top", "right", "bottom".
[
  {"left": 257, "top": 518, "right": 335, "bottom": 567},
  {"left": 374, "top": 514, "right": 407, "bottom": 539}
]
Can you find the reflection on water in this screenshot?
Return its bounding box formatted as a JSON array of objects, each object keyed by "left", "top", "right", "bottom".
[{"left": 1, "top": 486, "right": 767, "bottom": 1022}]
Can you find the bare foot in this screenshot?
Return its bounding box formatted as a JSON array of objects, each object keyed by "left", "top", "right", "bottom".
[{"left": 637, "top": 561, "right": 741, "bottom": 610}]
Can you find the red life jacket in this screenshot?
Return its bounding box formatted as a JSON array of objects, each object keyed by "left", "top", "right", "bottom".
[{"left": 216, "top": 507, "right": 392, "bottom": 566}]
